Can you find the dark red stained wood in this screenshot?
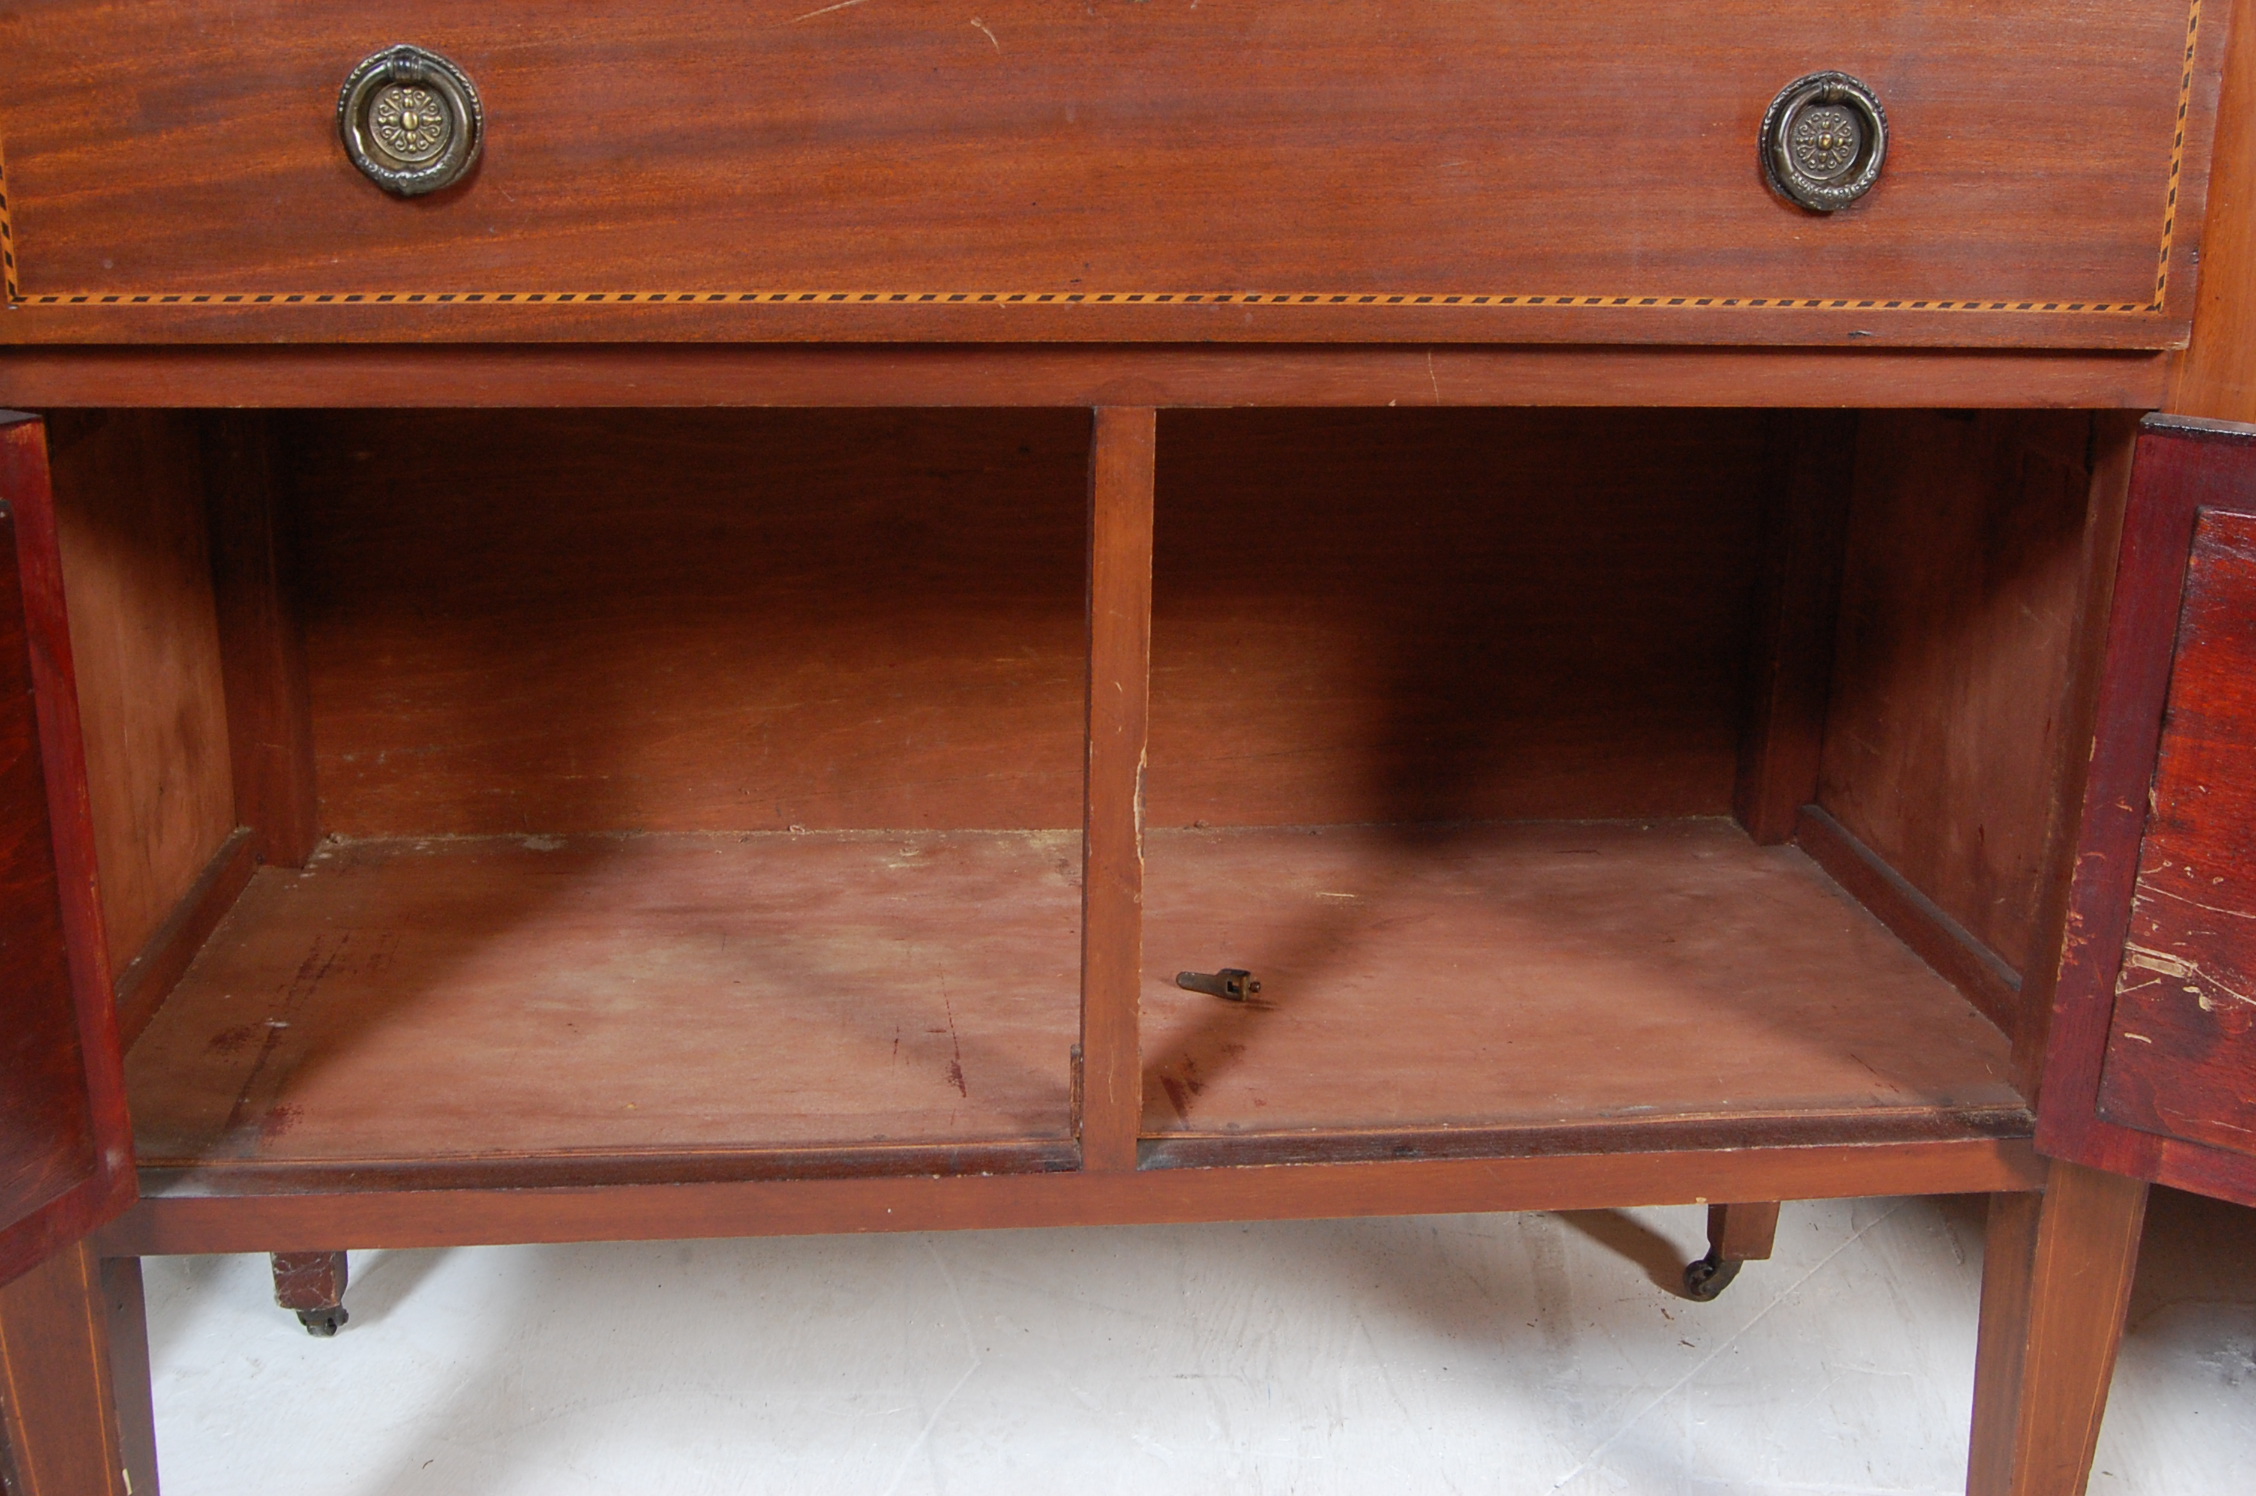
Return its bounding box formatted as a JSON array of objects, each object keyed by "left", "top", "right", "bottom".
[
  {"left": 0, "top": 2, "right": 2221, "bottom": 349},
  {"left": 286, "top": 409, "right": 1091, "bottom": 837},
  {"left": 1078, "top": 408, "right": 1156, "bottom": 1172},
  {"left": 0, "top": 414, "right": 132, "bottom": 1291},
  {"left": 2037, "top": 414, "right": 2256, "bottom": 1205},
  {"left": 2091, "top": 507, "right": 2256, "bottom": 1153},
  {"left": 268, "top": 1251, "right": 346, "bottom": 1315}
]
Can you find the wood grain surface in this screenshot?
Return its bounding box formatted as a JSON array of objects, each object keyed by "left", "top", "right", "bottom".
[
  {"left": 0, "top": 415, "right": 134, "bottom": 1291},
  {"left": 1139, "top": 820, "right": 2020, "bottom": 1139},
  {"left": 204, "top": 412, "right": 320, "bottom": 868},
  {"left": 0, "top": 345, "right": 2180, "bottom": 413},
  {"left": 44, "top": 411, "right": 237, "bottom": 973},
  {"left": 126, "top": 832, "right": 1084, "bottom": 1170},
  {"left": 0, "top": 480, "right": 100, "bottom": 1282},
  {"left": 1735, "top": 412, "right": 1858, "bottom": 844},
  {"left": 2091, "top": 507, "right": 2256, "bottom": 1156},
  {"left": 1819, "top": 412, "right": 2101, "bottom": 981},
  {"left": 101, "top": 1138, "right": 2046, "bottom": 1258},
  {"left": 1078, "top": 408, "right": 1154, "bottom": 1171},
  {"left": 1968, "top": 1161, "right": 2149, "bottom": 1496},
  {"left": 1148, "top": 408, "right": 1768, "bottom": 827},
  {"left": 2171, "top": 0, "right": 2256, "bottom": 418},
  {"left": 2037, "top": 415, "right": 2256, "bottom": 1206},
  {"left": 110, "top": 825, "right": 254, "bottom": 1050},
  {"left": 0, "top": 1, "right": 2223, "bottom": 348},
  {"left": 284, "top": 408, "right": 1782, "bottom": 837},
  {"left": 0, "top": 1241, "right": 139, "bottom": 1496}
]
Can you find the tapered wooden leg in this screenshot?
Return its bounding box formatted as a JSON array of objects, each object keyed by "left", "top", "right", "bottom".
[
  {"left": 0, "top": 1242, "right": 152, "bottom": 1496},
  {"left": 1968, "top": 1162, "right": 2148, "bottom": 1496},
  {"left": 1684, "top": 1200, "right": 1782, "bottom": 1300},
  {"left": 99, "top": 1259, "right": 158, "bottom": 1496},
  {"left": 270, "top": 1251, "right": 349, "bottom": 1337}
]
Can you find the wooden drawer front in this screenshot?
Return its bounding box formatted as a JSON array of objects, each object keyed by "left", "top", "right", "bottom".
[
  {"left": 0, "top": 1, "right": 2222, "bottom": 346},
  {"left": 2093, "top": 506, "right": 2256, "bottom": 1157}
]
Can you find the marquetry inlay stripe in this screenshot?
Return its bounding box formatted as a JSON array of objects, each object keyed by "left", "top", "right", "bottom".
[
  {"left": 2154, "top": 0, "right": 2207, "bottom": 309},
  {"left": 0, "top": 0, "right": 2205, "bottom": 321},
  {"left": 0, "top": 289, "right": 2176, "bottom": 314},
  {"left": 0, "top": 134, "right": 19, "bottom": 304}
]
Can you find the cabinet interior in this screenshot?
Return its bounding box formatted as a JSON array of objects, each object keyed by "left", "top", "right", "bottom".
[{"left": 40, "top": 405, "right": 2124, "bottom": 1188}]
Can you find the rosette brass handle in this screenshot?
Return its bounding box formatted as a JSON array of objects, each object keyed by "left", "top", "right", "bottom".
[
  {"left": 338, "top": 44, "right": 483, "bottom": 196},
  {"left": 1760, "top": 72, "right": 1887, "bottom": 213}
]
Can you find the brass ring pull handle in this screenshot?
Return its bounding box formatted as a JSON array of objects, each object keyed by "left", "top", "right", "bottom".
[
  {"left": 1760, "top": 72, "right": 1888, "bottom": 213},
  {"left": 338, "top": 44, "right": 483, "bottom": 197}
]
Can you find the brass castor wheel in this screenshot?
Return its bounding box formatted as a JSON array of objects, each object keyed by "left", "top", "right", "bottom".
[
  {"left": 296, "top": 1306, "right": 349, "bottom": 1337},
  {"left": 1683, "top": 1250, "right": 1743, "bottom": 1301}
]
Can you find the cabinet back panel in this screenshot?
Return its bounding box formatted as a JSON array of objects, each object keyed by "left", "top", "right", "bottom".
[
  {"left": 288, "top": 410, "right": 1093, "bottom": 836},
  {"left": 291, "top": 409, "right": 1774, "bottom": 836},
  {"left": 1150, "top": 409, "right": 1771, "bottom": 827}
]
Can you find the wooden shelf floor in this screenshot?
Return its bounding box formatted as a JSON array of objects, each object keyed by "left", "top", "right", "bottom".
[
  {"left": 125, "top": 832, "right": 1086, "bottom": 1181},
  {"left": 1140, "top": 820, "right": 2023, "bottom": 1156},
  {"left": 123, "top": 819, "right": 2024, "bottom": 1187}
]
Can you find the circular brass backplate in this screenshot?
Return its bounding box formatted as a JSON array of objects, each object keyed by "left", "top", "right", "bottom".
[
  {"left": 1760, "top": 72, "right": 1888, "bottom": 213},
  {"left": 338, "top": 45, "right": 483, "bottom": 197}
]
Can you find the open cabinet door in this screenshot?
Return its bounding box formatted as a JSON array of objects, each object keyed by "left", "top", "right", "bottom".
[
  {"left": 2039, "top": 414, "right": 2256, "bottom": 1203},
  {"left": 0, "top": 412, "right": 135, "bottom": 1289}
]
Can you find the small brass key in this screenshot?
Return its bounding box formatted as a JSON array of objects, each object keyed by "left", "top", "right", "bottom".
[{"left": 1176, "top": 968, "right": 1262, "bottom": 1001}]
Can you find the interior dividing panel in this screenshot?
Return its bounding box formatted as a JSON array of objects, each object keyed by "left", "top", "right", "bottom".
[
  {"left": 1137, "top": 409, "right": 2020, "bottom": 1147},
  {"left": 127, "top": 410, "right": 1094, "bottom": 1173}
]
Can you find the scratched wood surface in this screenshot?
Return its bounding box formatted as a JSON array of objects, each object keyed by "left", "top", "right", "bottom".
[
  {"left": 2035, "top": 416, "right": 2256, "bottom": 1205},
  {"left": 0, "top": 1, "right": 2220, "bottom": 348},
  {"left": 2093, "top": 508, "right": 2256, "bottom": 1156},
  {"left": 1140, "top": 820, "right": 2021, "bottom": 1137},
  {"left": 125, "top": 832, "right": 1082, "bottom": 1168}
]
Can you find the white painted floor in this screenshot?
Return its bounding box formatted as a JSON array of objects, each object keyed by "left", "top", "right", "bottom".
[{"left": 143, "top": 1189, "right": 2254, "bottom": 1496}]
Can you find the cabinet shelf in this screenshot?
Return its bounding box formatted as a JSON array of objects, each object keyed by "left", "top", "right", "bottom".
[
  {"left": 122, "top": 817, "right": 2021, "bottom": 1190},
  {"left": 125, "top": 831, "right": 1084, "bottom": 1187},
  {"left": 1140, "top": 819, "right": 2022, "bottom": 1167}
]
